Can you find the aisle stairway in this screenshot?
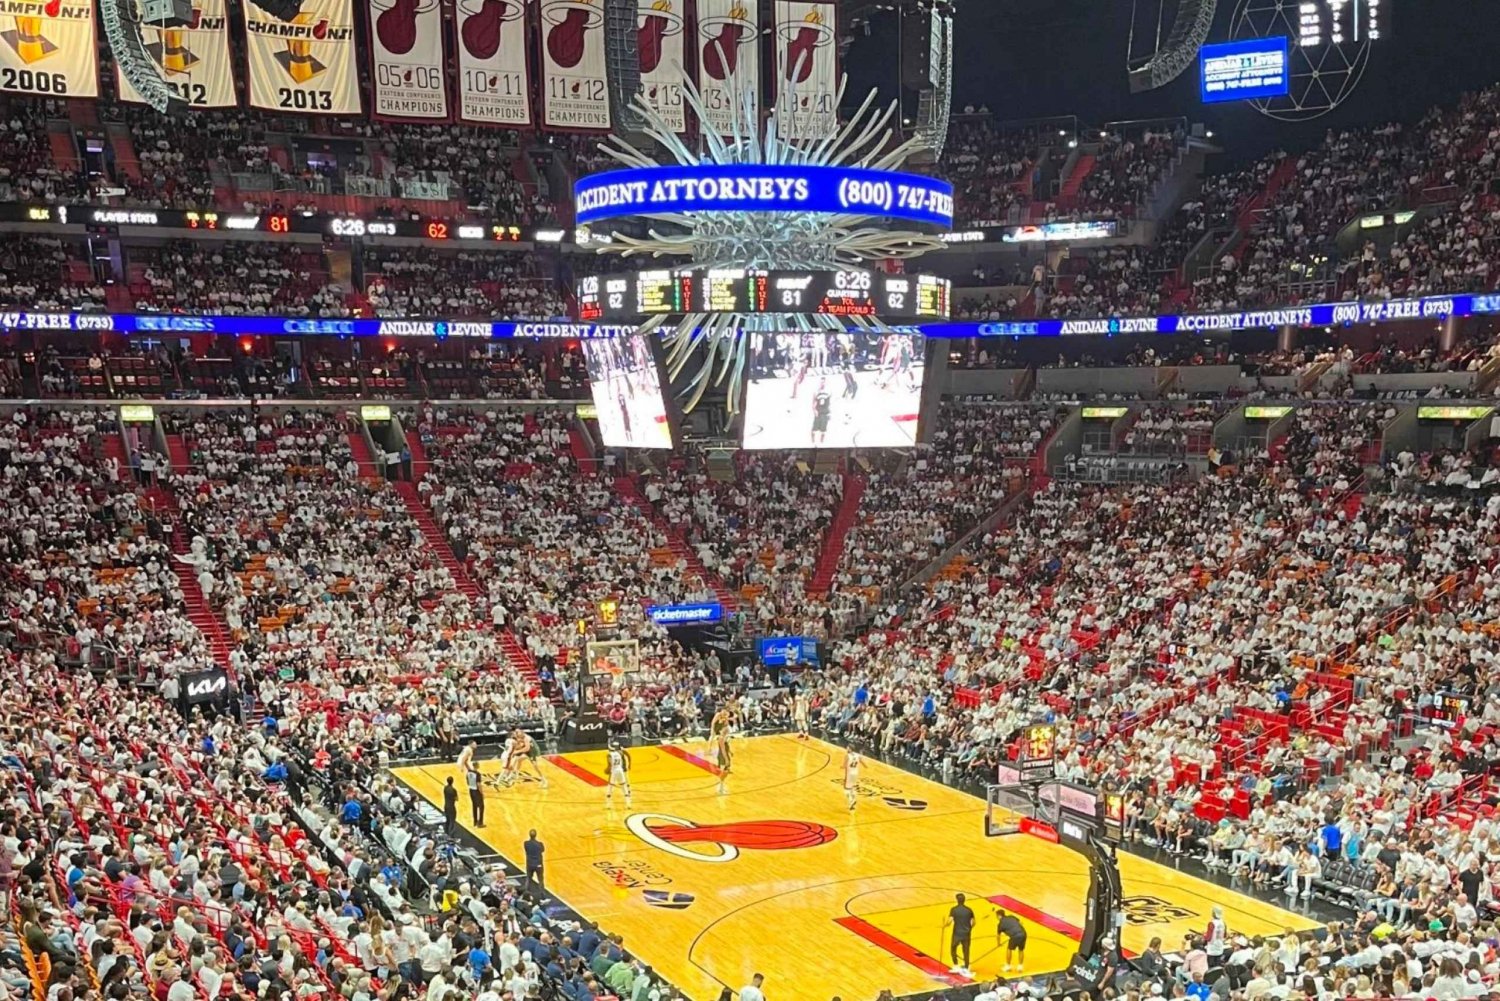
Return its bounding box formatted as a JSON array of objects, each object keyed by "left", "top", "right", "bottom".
[
  {"left": 101, "top": 426, "right": 130, "bottom": 470},
  {"left": 393, "top": 480, "right": 541, "bottom": 687},
  {"left": 163, "top": 433, "right": 191, "bottom": 474},
  {"left": 568, "top": 425, "right": 596, "bottom": 474},
  {"left": 809, "top": 473, "right": 866, "bottom": 595},
  {"left": 144, "top": 485, "right": 234, "bottom": 672},
  {"left": 404, "top": 430, "right": 429, "bottom": 484},
  {"left": 1055, "top": 153, "right": 1096, "bottom": 210},
  {"left": 348, "top": 430, "right": 379, "bottom": 477},
  {"left": 615, "top": 475, "right": 739, "bottom": 611}
]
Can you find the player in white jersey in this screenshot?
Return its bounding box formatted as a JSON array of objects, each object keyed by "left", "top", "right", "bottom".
[
  {"left": 605, "top": 742, "right": 632, "bottom": 805},
  {"left": 792, "top": 692, "right": 810, "bottom": 740},
  {"left": 844, "top": 750, "right": 861, "bottom": 811}
]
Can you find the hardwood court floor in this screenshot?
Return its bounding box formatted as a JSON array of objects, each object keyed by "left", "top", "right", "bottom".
[{"left": 392, "top": 735, "right": 1319, "bottom": 1000}]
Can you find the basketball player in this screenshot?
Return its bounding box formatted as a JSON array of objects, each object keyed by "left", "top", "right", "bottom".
[
  {"left": 495, "top": 732, "right": 520, "bottom": 787},
  {"left": 604, "top": 741, "right": 632, "bottom": 806},
  {"left": 808, "top": 331, "right": 828, "bottom": 371},
  {"left": 711, "top": 724, "right": 733, "bottom": 795},
  {"left": 791, "top": 690, "right": 810, "bottom": 740},
  {"left": 810, "top": 380, "right": 832, "bottom": 445},
  {"left": 843, "top": 749, "right": 861, "bottom": 811},
  {"left": 457, "top": 739, "right": 484, "bottom": 826},
  {"left": 512, "top": 728, "right": 548, "bottom": 787},
  {"left": 997, "top": 908, "right": 1027, "bottom": 972}
]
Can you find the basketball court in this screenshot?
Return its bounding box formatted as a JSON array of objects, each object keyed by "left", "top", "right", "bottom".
[{"left": 393, "top": 735, "right": 1319, "bottom": 1000}]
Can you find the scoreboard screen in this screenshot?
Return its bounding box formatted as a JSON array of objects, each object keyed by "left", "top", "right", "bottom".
[
  {"left": 576, "top": 269, "right": 952, "bottom": 321},
  {"left": 1298, "top": 0, "right": 1384, "bottom": 45}
]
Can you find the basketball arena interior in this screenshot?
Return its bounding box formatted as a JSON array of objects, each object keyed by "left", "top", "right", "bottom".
[{"left": 2, "top": 0, "right": 1500, "bottom": 999}]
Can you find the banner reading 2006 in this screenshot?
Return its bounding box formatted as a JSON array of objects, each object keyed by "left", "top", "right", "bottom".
[
  {"left": 243, "top": 0, "right": 360, "bottom": 115},
  {"left": 538, "top": 0, "right": 610, "bottom": 130},
  {"left": 117, "top": 0, "right": 236, "bottom": 108},
  {"left": 0, "top": 0, "right": 98, "bottom": 99},
  {"left": 694, "top": 0, "right": 757, "bottom": 136},
  {"left": 456, "top": 0, "right": 531, "bottom": 125},
  {"left": 773, "top": 0, "right": 837, "bottom": 141},
  {"left": 368, "top": 0, "right": 448, "bottom": 119}
]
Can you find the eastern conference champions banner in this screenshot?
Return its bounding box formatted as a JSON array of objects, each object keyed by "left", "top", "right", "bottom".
[
  {"left": 117, "top": 0, "right": 236, "bottom": 108},
  {"left": 695, "top": 0, "right": 756, "bottom": 136},
  {"left": 538, "top": 0, "right": 610, "bottom": 129},
  {"left": 367, "top": 0, "right": 448, "bottom": 119},
  {"left": 243, "top": 0, "right": 360, "bottom": 115},
  {"left": 0, "top": 0, "right": 98, "bottom": 99},
  {"left": 774, "top": 0, "right": 836, "bottom": 140},
  {"left": 636, "top": 0, "right": 685, "bottom": 132},
  {"left": 456, "top": 0, "right": 531, "bottom": 125}
]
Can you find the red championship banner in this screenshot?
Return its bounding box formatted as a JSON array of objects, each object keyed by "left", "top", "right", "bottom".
[
  {"left": 368, "top": 0, "right": 448, "bottom": 120},
  {"left": 693, "top": 0, "right": 755, "bottom": 136},
  {"left": 636, "top": 0, "right": 685, "bottom": 132},
  {"left": 242, "top": 0, "right": 360, "bottom": 115},
  {"left": 456, "top": 0, "right": 531, "bottom": 125},
  {"left": 773, "top": 0, "right": 836, "bottom": 141},
  {"left": 538, "top": 0, "right": 610, "bottom": 130},
  {"left": 117, "top": 0, "right": 236, "bottom": 108},
  {"left": 0, "top": 0, "right": 98, "bottom": 99}
]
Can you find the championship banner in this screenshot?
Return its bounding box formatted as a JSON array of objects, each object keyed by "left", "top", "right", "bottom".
[
  {"left": 368, "top": 0, "right": 448, "bottom": 119},
  {"left": 117, "top": 0, "right": 236, "bottom": 108},
  {"left": 773, "top": 0, "right": 836, "bottom": 140},
  {"left": 242, "top": 0, "right": 360, "bottom": 115},
  {"left": 456, "top": 0, "right": 530, "bottom": 125},
  {"left": 538, "top": 0, "right": 610, "bottom": 130},
  {"left": 694, "top": 0, "right": 756, "bottom": 136},
  {"left": 0, "top": 0, "right": 98, "bottom": 99},
  {"left": 636, "top": 0, "right": 686, "bottom": 132}
]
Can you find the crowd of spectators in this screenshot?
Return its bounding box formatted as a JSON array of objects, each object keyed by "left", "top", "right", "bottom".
[
  {"left": 8, "top": 398, "right": 1500, "bottom": 1001},
  {"left": 361, "top": 250, "right": 566, "bottom": 321},
  {"left": 0, "top": 237, "right": 107, "bottom": 313},
  {"left": 1070, "top": 128, "right": 1185, "bottom": 220},
  {"left": 944, "top": 118, "right": 1043, "bottom": 227},
  {"left": 131, "top": 243, "right": 349, "bottom": 317}
]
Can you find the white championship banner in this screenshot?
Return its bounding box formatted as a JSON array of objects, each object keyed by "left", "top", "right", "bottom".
[
  {"left": 538, "top": 0, "right": 609, "bottom": 130},
  {"left": 693, "top": 0, "right": 756, "bottom": 136},
  {"left": 773, "top": 0, "right": 836, "bottom": 140},
  {"left": 242, "top": 0, "right": 359, "bottom": 114},
  {"left": 456, "top": 0, "right": 530, "bottom": 125},
  {"left": 636, "top": 0, "right": 685, "bottom": 132},
  {"left": 117, "top": 0, "right": 236, "bottom": 108},
  {"left": 368, "top": 0, "right": 448, "bottom": 119},
  {"left": 0, "top": 0, "right": 98, "bottom": 99}
]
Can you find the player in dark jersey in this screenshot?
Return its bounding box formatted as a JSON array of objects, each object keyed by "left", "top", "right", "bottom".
[{"left": 810, "top": 381, "right": 832, "bottom": 444}]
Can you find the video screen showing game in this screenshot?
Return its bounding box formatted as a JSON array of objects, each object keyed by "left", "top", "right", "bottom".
[
  {"left": 583, "top": 333, "right": 674, "bottom": 448},
  {"left": 742, "top": 332, "right": 925, "bottom": 449}
]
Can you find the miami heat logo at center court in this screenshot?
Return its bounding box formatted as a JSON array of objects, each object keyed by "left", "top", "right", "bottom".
[{"left": 626, "top": 813, "right": 837, "bottom": 862}]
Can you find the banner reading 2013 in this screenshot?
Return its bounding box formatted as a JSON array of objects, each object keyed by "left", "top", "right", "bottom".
[
  {"left": 538, "top": 0, "right": 610, "bottom": 130},
  {"left": 636, "top": 0, "right": 685, "bottom": 132},
  {"left": 368, "top": 0, "right": 448, "bottom": 120},
  {"left": 117, "top": 0, "right": 236, "bottom": 108},
  {"left": 456, "top": 0, "right": 531, "bottom": 125},
  {"left": 0, "top": 0, "right": 98, "bottom": 99},
  {"left": 243, "top": 0, "right": 360, "bottom": 115},
  {"left": 773, "top": 0, "right": 836, "bottom": 140},
  {"left": 694, "top": 0, "right": 757, "bottom": 136}
]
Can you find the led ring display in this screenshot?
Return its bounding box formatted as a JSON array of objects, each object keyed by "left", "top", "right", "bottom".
[{"left": 573, "top": 164, "right": 955, "bottom": 229}]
